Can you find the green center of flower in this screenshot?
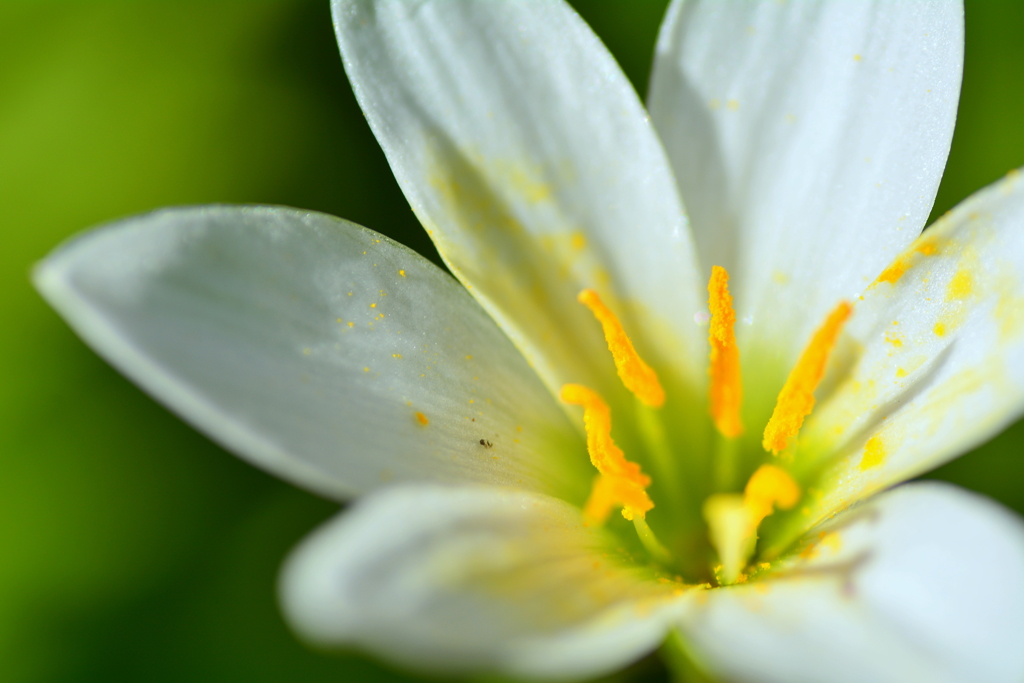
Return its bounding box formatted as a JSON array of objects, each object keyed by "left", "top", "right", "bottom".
[{"left": 559, "top": 269, "right": 853, "bottom": 585}]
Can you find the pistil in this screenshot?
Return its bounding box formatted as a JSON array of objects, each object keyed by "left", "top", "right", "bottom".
[{"left": 703, "top": 464, "right": 800, "bottom": 584}]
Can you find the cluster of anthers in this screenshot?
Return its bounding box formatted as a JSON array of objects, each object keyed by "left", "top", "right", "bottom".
[{"left": 561, "top": 266, "right": 852, "bottom": 585}]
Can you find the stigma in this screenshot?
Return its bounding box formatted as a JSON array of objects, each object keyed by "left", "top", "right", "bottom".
[{"left": 704, "top": 464, "right": 800, "bottom": 584}]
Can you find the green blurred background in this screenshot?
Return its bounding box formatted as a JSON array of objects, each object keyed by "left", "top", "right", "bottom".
[{"left": 2, "top": 2, "right": 1023, "bottom": 681}]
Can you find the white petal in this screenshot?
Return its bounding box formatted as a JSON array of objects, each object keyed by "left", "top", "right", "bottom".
[
  {"left": 649, "top": 0, "right": 963, "bottom": 406},
  {"left": 680, "top": 482, "right": 1024, "bottom": 683},
  {"left": 33, "top": 206, "right": 588, "bottom": 501},
  {"left": 280, "top": 484, "right": 687, "bottom": 679},
  {"left": 332, "top": 0, "right": 706, "bottom": 411},
  {"left": 785, "top": 169, "right": 1024, "bottom": 535}
]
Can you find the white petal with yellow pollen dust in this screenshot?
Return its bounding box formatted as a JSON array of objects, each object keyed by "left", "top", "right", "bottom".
[
  {"left": 649, "top": 0, "right": 963, "bottom": 412},
  {"left": 332, "top": 0, "right": 706, "bottom": 417},
  {"left": 33, "top": 206, "right": 588, "bottom": 501},
  {"left": 778, "top": 167, "right": 1024, "bottom": 543},
  {"left": 281, "top": 484, "right": 692, "bottom": 679}
]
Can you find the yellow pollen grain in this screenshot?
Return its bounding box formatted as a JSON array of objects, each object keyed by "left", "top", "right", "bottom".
[
  {"left": 570, "top": 232, "right": 586, "bottom": 251},
  {"left": 874, "top": 238, "right": 941, "bottom": 288},
  {"left": 916, "top": 239, "right": 940, "bottom": 256},
  {"left": 874, "top": 256, "right": 910, "bottom": 285},
  {"left": 559, "top": 383, "right": 653, "bottom": 523},
  {"left": 370, "top": 303, "right": 377, "bottom": 308},
  {"left": 946, "top": 267, "right": 973, "bottom": 301},
  {"left": 763, "top": 301, "right": 853, "bottom": 454},
  {"left": 934, "top": 322, "right": 947, "bottom": 336},
  {"left": 399, "top": 270, "right": 406, "bottom": 277},
  {"left": 577, "top": 289, "right": 665, "bottom": 408},
  {"left": 347, "top": 322, "right": 354, "bottom": 328},
  {"left": 414, "top": 411, "right": 429, "bottom": 426},
  {"left": 860, "top": 435, "right": 885, "bottom": 470},
  {"left": 707, "top": 266, "right": 744, "bottom": 437}
]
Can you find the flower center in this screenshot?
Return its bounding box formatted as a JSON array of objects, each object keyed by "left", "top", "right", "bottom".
[{"left": 559, "top": 272, "right": 851, "bottom": 584}]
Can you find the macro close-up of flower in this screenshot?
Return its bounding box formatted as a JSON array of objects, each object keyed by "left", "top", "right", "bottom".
[{"left": 17, "top": 0, "right": 1024, "bottom": 682}]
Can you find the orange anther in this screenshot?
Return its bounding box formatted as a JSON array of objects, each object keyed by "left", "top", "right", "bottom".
[
  {"left": 560, "top": 383, "right": 653, "bottom": 523},
  {"left": 577, "top": 289, "right": 665, "bottom": 408},
  {"left": 762, "top": 301, "right": 853, "bottom": 454},
  {"left": 707, "top": 266, "right": 744, "bottom": 438}
]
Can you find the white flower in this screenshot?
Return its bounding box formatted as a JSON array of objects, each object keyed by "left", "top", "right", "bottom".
[{"left": 32, "top": 1, "right": 1024, "bottom": 681}]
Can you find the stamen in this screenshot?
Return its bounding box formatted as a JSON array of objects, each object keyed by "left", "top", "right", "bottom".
[
  {"left": 577, "top": 289, "right": 665, "bottom": 408},
  {"left": 560, "top": 383, "right": 653, "bottom": 523},
  {"left": 762, "top": 301, "right": 853, "bottom": 454},
  {"left": 707, "top": 266, "right": 744, "bottom": 438},
  {"left": 704, "top": 464, "right": 800, "bottom": 584},
  {"left": 633, "top": 516, "right": 672, "bottom": 565}
]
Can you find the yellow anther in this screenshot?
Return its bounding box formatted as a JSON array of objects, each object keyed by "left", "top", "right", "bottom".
[
  {"left": 762, "top": 301, "right": 853, "bottom": 454},
  {"left": 704, "top": 464, "right": 800, "bottom": 584},
  {"left": 707, "top": 266, "right": 744, "bottom": 438},
  {"left": 577, "top": 289, "right": 665, "bottom": 408},
  {"left": 560, "top": 383, "right": 653, "bottom": 523}
]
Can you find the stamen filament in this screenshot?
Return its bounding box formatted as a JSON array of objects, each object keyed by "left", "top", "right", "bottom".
[
  {"left": 577, "top": 289, "right": 665, "bottom": 408},
  {"left": 560, "top": 383, "right": 653, "bottom": 523},
  {"left": 633, "top": 517, "right": 672, "bottom": 564},
  {"left": 635, "top": 401, "right": 680, "bottom": 498},
  {"left": 707, "top": 266, "right": 744, "bottom": 438},
  {"left": 712, "top": 430, "right": 740, "bottom": 491},
  {"left": 762, "top": 301, "right": 853, "bottom": 454}
]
